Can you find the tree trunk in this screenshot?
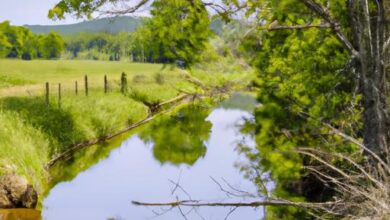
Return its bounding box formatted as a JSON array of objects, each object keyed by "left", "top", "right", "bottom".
[{"left": 350, "top": 0, "right": 390, "bottom": 157}]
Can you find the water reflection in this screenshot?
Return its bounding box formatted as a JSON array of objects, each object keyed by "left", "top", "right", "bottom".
[
  {"left": 43, "top": 93, "right": 260, "bottom": 220},
  {"left": 139, "top": 105, "right": 212, "bottom": 165}
]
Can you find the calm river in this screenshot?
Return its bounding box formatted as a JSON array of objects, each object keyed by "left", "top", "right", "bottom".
[{"left": 42, "top": 93, "right": 261, "bottom": 220}]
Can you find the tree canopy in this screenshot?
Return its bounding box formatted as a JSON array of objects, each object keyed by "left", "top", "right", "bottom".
[
  {"left": 0, "top": 21, "right": 65, "bottom": 59},
  {"left": 48, "top": 0, "right": 390, "bottom": 218}
]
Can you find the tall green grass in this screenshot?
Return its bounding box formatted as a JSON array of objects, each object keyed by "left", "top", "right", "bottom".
[
  {"left": 0, "top": 111, "right": 50, "bottom": 192},
  {"left": 0, "top": 59, "right": 253, "bottom": 196}
]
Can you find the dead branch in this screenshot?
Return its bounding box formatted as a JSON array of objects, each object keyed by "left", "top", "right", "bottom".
[
  {"left": 100, "top": 0, "right": 150, "bottom": 15},
  {"left": 294, "top": 146, "right": 390, "bottom": 217},
  {"left": 265, "top": 23, "right": 332, "bottom": 31},
  {"left": 298, "top": 111, "right": 390, "bottom": 174},
  {"left": 224, "top": 207, "right": 238, "bottom": 220},
  {"left": 132, "top": 199, "right": 335, "bottom": 209}
]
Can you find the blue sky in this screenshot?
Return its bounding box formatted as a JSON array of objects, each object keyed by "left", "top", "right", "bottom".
[
  {"left": 0, "top": 0, "right": 152, "bottom": 26},
  {"left": 0, "top": 0, "right": 82, "bottom": 25}
]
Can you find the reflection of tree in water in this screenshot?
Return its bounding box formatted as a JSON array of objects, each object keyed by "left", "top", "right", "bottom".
[{"left": 139, "top": 104, "right": 212, "bottom": 165}]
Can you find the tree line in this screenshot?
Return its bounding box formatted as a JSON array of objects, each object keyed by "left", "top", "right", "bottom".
[
  {"left": 0, "top": 21, "right": 64, "bottom": 60},
  {"left": 61, "top": 29, "right": 156, "bottom": 62},
  {"left": 0, "top": 19, "right": 219, "bottom": 64}
]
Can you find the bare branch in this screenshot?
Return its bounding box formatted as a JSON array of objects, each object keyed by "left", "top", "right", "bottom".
[
  {"left": 100, "top": 0, "right": 150, "bottom": 15},
  {"left": 224, "top": 207, "right": 238, "bottom": 220},
  {"left": 132, "top": 199, "right": 335, "bottom": 208},
  {"left": 298, "top": 111, "right": 390, "bottom": 174},
  {"left": 265, "top": 23, "right": 332, "bottom": 31},
  {"left": 177, "top": 205, "right": 189, "bottom": 220}
]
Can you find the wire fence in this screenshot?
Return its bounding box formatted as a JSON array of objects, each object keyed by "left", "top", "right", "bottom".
[{"left": 44, "top": 72, "right": 128, "bottom": 107}]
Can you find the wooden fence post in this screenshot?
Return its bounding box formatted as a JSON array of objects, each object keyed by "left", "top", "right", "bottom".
[
  {"left": 121, "top": 72, "right": 127, "bottom": 94},
  {"left": 75, "top": 81, "right": 78, "bottom": 95},
  {"left": 45, "top": 82, "right": 49, "bottom": 106},
  {"left": 104, "top": 75, "right": 108, "bottom": 94},
  {"left": 58, "top": 83, "right": 61, "bottom": 108},
  {"left": 85, "top": 75, "right": 88, "bottom": 96}
]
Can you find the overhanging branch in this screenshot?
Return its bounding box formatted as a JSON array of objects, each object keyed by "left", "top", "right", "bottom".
[
  {"left": 100, "top": 0, "right": 150, "bottom": 15},
  {"left": 299, "top": 0, "right": 359, "bottom": 57},
  {"left": 264, "top": 23, "right": 331, "bottom": 31},
  {"left": 131, "top": 199, "right": 335, "bottom": 208}
]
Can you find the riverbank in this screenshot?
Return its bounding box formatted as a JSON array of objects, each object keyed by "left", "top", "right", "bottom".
[
  {"left": 43, "top": 95, "right": 259, "bottom": 219},
  {"left": 0, "top": 60, "right": 253, "bottom": 207}
]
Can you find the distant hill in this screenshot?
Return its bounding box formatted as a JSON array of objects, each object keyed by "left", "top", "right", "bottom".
[
  {"left": 25, "top": 16, "right": 143, "bottom": 35},
  {"left": 25, "top": 16, "right": 223, "bottom": 36}
]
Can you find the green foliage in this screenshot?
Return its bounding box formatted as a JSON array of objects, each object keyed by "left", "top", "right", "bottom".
[
  {"left": 0, "top": 110, "right": 50, "bottom": 192},
  {"left": 0, "top": 21, "right": 65, "bottom": 59},
  {"left": 234, "top": 0, "right": 363, "bottom": 218},
  {"left": 0, "top": 60, "right": 252, "bottom": 198},
  {"left": 62, "top": 32, "right": 132, "bottom": 61},
  {"left": 39, "top": 32, "right": 65, "bottom": 59},
  {"left": 145, "top": 0, "right": 212, "bottom": 67},
  {"left": 140, "top": 104, "right": 212, "bottom": 165}
]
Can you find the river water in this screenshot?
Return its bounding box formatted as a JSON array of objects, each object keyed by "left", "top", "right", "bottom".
[{"left": 42, "top": 94, "right": 261, "bottom": 220}]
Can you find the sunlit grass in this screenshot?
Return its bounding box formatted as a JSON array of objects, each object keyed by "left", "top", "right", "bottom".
[{"left": 0, "top": 59, "right": 253, "bottom": 196}]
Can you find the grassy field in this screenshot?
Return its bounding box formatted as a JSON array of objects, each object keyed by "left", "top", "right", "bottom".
[
  {"left": 0, "top": 59, "right": 253, "bottom": 195},
  {"left": 0, "top": 60, "right": 183, "bottom": 97}
]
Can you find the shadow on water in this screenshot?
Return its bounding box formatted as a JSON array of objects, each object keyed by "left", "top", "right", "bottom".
[
  {"left": 139, "top": 104, "right": 212, "bottom": 165},
  {"left": 0, "top": 97, "right": 85, "bottom": 154}
]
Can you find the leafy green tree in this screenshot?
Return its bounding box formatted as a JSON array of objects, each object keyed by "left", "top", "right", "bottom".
[
  {"left": 130, "top": 26, "right": 152, "bottom": 62},
  {"left": 39, "top": 31, "right": 65, "bottom": 59},
  {"left": 0, "top": 21, "right": 65, "bottom": 60},
  {"left": 0, "top": 22, "right": 12, "bottom": 57},
  {"left": 146, "top": 0, "right": 211, "bottom": 66},
  {"left": 139, "top": 105, "right": 212, "bottom": 165},
  {"left": 50, "top": 0, "right": 212, "bottom": 67}
]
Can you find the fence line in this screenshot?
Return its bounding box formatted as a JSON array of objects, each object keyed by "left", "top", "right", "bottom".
[
  {"left": 45, "top": 82, "right": 50, "bottom": 106},
  {"left": 75, "top": 81, "right": 78, "bottom": 95},
  {"left": 58, "top": 83, "right": 61, "bottom": 108},
  {"left": 84, "top": 75, "right": 88, "bottom": 96},
  {"left": 44, "top": 73, "right": 130, "bottom": 107}
]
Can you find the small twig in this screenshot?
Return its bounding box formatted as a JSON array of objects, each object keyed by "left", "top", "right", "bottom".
[
  {"left": 224, "top": 207, "right": 238, "bottom": 220},
  {"left": 177, "top": 205, "right": 188, "bottom": 220}
]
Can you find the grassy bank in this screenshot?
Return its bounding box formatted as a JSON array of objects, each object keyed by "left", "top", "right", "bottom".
[{"left": 0, "top": 59, "right": 253, "bottom": 195}]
